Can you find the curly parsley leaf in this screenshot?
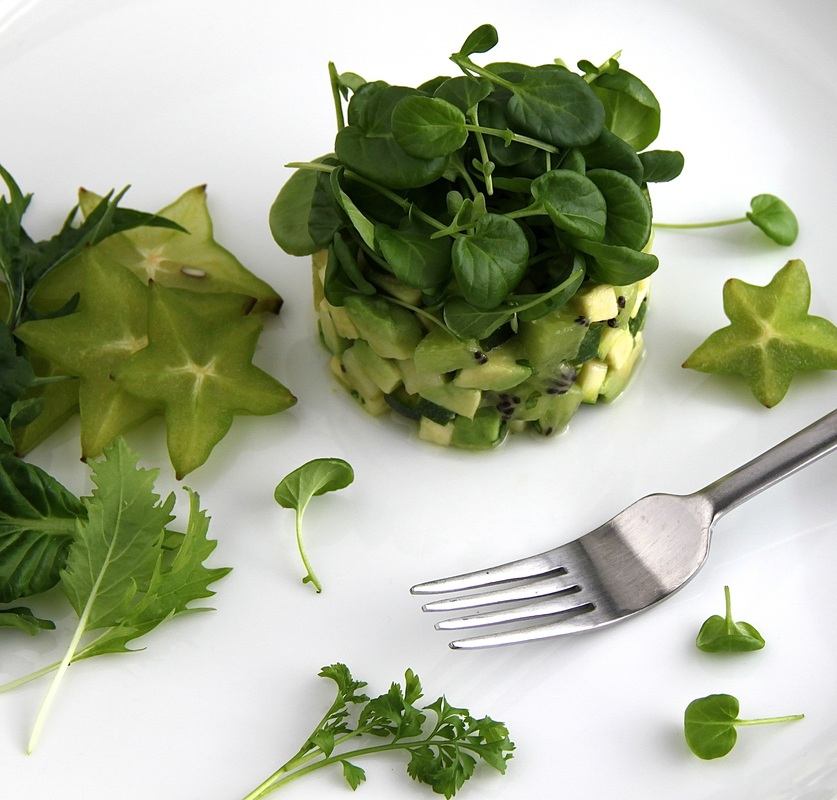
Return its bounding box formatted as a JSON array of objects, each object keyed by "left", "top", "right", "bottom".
[{"left": 240, "top": 664, "right": 514, "bottom": 799}]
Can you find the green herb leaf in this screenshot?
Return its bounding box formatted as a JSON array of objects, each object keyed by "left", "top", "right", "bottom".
[
  {"left": 684, "top": 694, "right": 803, "bottom": 760},
  {"left": 580, "top": 128, "right": 643, "bottom": 185},
  {"left": 683, "top": 259, "right": 837, "bottom": 406},
  {"left": 0, "top": 606, "right": 55, "bottom": 635},
  {"left": 452, "top": 214, "right": 529, "bottom": 310},
  {"left": 376, "top": 220, "right": 452, "bottom": 289},
  {"left": 747, "top": 194, "right": 799, "bottom": 246},
  {"left": 639, "top": 150, "right": 685, "bottom": 183},
  {"left": 0, "top": 319, "right": 34, "bottom": 418},
  {"left": 696, "top": 586, "right": 765, "bottom": 653},
  {"left": 274, "top": 458, "right": 354, "bottom": 593},
  {"left": 573, "top": 239, "right": 658, "bottom": 284},
  {"left": 0, "top": 453, "right": 83, "bottom": 603},
  {"left": 333, "top": 233, "right": 376, "bottom": 295},
  {"left": 114, "top": 285, "right": 296, "bottom": 478},
  {"left": 341, "top": 761, "right": 366, "bottom": 790},
  {"left": 330, "top": 167, "right": 377, "bottom": 250},
  {"left": 457, "top": 24, "right": 499, "bottom": 57},
  {"left": 433, "top": 76, "right": 493, "bottom": 113},
  {"left": 392, "top": 96, "right": 468, "bottom": 159},
  {"left": 270, "top": 167, "right": 323, "bottom": 256},
  {"left": 591, "top": 68, "right": 660, "bottom": 150},
  {"left": 587, "top": 168, "right": 651, "bottom": 250},
  {"left": 530, "top": 169, "right": 607, "bottom": 241}
]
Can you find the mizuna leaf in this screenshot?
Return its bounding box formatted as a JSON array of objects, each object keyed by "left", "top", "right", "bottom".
[{"left": 0, "top": 606, "right": 55, "bottom": 635}]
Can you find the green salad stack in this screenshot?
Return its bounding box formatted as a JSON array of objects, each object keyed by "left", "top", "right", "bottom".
[{"left": 271, "top": 24, "right": 683, "bottom": 449}]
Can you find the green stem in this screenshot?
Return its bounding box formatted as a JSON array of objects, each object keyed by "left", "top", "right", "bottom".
[
  {"left": 468, "top": 107, "right": 493, "bottom": 196},
  {"left": 505, "top": 262, "right": 584, "bottom": 315},
  {"left": 295, "top": 509, "right": 321, "bottom": 593},
  {"left": 505, "top": 204, "right": 544, "bottom": 220},
  {"left": 545, "top": 151, "right": 552, "bottom": 172},
  {"left": 465, "top": 124, "right": 560, "bottom": 154},
  {"left": 735, "top": 714, "right": 804, "bottom": 727},
  {"left": 451, "top": 54, "right": 515, "bottom": 91},
  {"left": 654, "top": 217, "right": 747, "bottom": 230},
  {"left": 29, "top": 374, "right": 75, "bottom": 388},
  {"left": 724, "top": 585, "right": 732, "bottom": 622},
  {"left": 327, "top": 62, "right": 345, "bottom": 132},
  {"left": 0, "top": 660, "right": 61, "bottom": 694},
  {"left": 451, "top": 155, "right": 479, "bottom": 197},
  {"left": 383, "top": 296, "right": 450, "bottom": 334}
]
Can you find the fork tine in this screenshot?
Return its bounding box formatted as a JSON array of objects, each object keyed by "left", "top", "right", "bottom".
[
  {"left": 421, "top": 571, "right": 575, "bottom": 612},
  {"left": 448, "top": 607, "right": 607, "bottom": 649},
  {"left": 410, "top": 544, "right": 570, "bottom": 595},
  {"left": 435, "top": 591, "right": 590, "bottom": 630}
]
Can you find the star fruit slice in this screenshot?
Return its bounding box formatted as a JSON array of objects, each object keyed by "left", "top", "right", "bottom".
[
  {"left": 14, "top": 252, "right": 157, "bottom": 458},
  {"left": 114, "top": 284, "right": 296, "bottom": 478},
  {"left": 78, "top": 185, "right": 282, "bottom": 313},
  {"left": 684, "top": 259, "right": 837, "bottom": 406}
]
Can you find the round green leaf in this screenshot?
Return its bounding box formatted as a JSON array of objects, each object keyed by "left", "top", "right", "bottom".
[
  {"left": 458, "top": 24, "right": 498, "bottom": 57},
  {"left": 592, "top": 68, "right": 661, "bottom": 151},
  {"left": 531, "top": 169, "right": 607, "bottom": 241},
  {"left": 574, "top": 239, "right": 658, "bottom": 284},
  {"left": 269, "top": 168, "right": 320, "bottom": 256},
  {"left": 434, "top": 76, "right": 493, "bottom": 112},
  {"left": 581, "top": 128, "right": 643, "bottom": 185},
  {"left": 506, "top": 65, "right": 605, "bottom": 148},
  {"left": 747, "top": 194, "right": 799, "bottom": 246},
  {"left": 391, "top": 96, "right": 468, "bottom": 159},
  {"left": 376, "top": 220, "right": 452, "bottom": 289},
  {"left": 639, "top": 150, "right": 685, "bottom": 183},
  {"left": 274, "top": 458, "right": 355, "bottom": 512},
  {"left": 329, "top": 168, "right": 376, "bottom": 251},
  {"left": 684, "top": 694, "right": 739, "bottom": 760},
  {"left": 452, "top": 214, "right": 529, "bottom": 310},
  {"left": 587, "top": 168, "right": 651, "bottom": 250},
  {"left": 443, "top": 298, "right": 511, "bottom": 340}
]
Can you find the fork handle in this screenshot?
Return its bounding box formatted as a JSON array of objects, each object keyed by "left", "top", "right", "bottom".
[{"left": 699, "top": 408, "right": 837, "bottom": 519}]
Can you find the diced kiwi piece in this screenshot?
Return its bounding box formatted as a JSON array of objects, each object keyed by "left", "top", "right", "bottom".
[
  {"left": 329, "top": 355, "right": 351, "bottom": 389},
  {"left": 572, "top": 283, "right": 618, "bottom": 322},
  {"left": 368, "top": 271, "right": 423, "bottom": 305},
  {"left": 326, "top": 302, "right": 360, "bottom": 339},
  {"left": 312, "top": 250, "right": 328, "bottom": 310},
  {"left": 420, "top": 384, "right": 481, "bottom": 419},
  {"left": 341, "top": 345, "right": 385, "bottom": 407},
  {"left": 344, "top": 295, "right": 423, "bottom": 359},
  {"left": 414, "top": 328, "right": 479, "bottom": 374},
  {"left": 385, "top": 386, "right": 455, "bottom": 425},
  {"left": 577, "top": 359, "right": 608, "bottom": 403},
  {"left": 601, "top": 333, "right": 645, "bottom": 402},
  {"left": 419, "top": 417, "right": 455, "bottom": 446},
  {"left": 508, "top": 419, "right": 527, "bottom": 434},
  {"left": 517, "top": 309, "right": 588, "bottom": 373},
  {"left": 614, "top": 283, "right": 639, "bottom": 328},
  {"left": 399, "top": 359, "right": 445, "bottom": 395},
  {"left": 454, "top": 343, "right": 533, "bottom": 391},
  {"left": 533, "top": 384, "right": 583, "bottom": 436},
  {"left": 597, "top": 327, "right": 634, "bottom": 370},
  {"left": 348, "top": 339, "right": 402, "bottom": 393},
  {"left": 451, "top": 408, "right": 506, "bottom": 450},
  {"left": 318, "top": 299, "right": 347, "bottom": 355},
  {"left": 630, "top": 278, "right": 650, "bottom": 318}
]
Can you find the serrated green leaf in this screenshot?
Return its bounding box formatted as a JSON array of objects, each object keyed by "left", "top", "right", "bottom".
[
  {"left": 0, "top": 320, "right": 33, "bottom": 418},
  {"left": 341, "top": 761, "right": 366, "bottom": 790}
]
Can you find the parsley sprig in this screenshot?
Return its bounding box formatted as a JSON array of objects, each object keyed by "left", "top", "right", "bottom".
[{"left": 241, "top": 664, "right": 514, "bottom": 799}]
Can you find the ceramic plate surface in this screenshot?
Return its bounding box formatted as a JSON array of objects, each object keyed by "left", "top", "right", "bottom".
[{"left": 1, "top": 1, "right": 835, "bottom": 798}]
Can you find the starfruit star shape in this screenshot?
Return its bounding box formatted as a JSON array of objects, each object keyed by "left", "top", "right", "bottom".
[
  {"left": 684, "top": 259, "right": 837, "bottom": 406},
  {"left": 114, "top": 284, "right": 296, "bottom": 478},
  {"left": 15, "top": 253, "right": 157, "bottom": 457}
]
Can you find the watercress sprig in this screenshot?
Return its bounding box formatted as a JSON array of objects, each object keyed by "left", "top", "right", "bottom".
[
  {"left": 240, "top": 663, "right": 514, "bottom": 799},
  {"left": 696, "top": 586, "right": 765, "bottom": 652}
]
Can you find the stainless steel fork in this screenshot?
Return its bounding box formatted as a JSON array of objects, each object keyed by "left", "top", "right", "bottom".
[{"left": 412, "top": 409, "right": 837, "bottom": 649}]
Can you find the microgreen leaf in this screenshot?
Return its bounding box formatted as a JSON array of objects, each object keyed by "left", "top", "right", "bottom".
[
  {"left": 330, "top": 167, "right": 377, "bottom": 250},
  {"left": 684, "top": 694, "right": 803, "bottom": 760},
  {"left": 586, "top": 168, "right": 651, "bottom": 250},
  {"left": 573, "top": 238, "right": 658, "bottom": 285},
  {"left": 0, "top": 607, "right": 55, "bottom": 636},
  {"left": 747, "top": 194, "right": 799, "bottom": 246},
  {"left": 376, "top": 220, "right": 452, "bottom": 289},
  {"left": 529, "top": 169, "right": 607, "bottom": 241},
  {"left": 683, "top": 259, "right": 837, "bottom": 407},
  {"left": 457, "top": 24, "right": 499, "bottom": 57},
  {"left": 274, "top": 458, "right": 354, "bottom": 593},
  {"left": 639, "top": 150, "right": 685, "bottom": 183},
  {"left": 392, "top": 96, "right": 469, "bottom": 159},
  {"left": 589, "top": 68, "right": 661, "bottom": 150},
  {"left": 0, "top": 319, "right": 34, "bottom": 418},
  {"left": 696, "top": 586, "right": 765, "bottom": 653},
  {"left": 433, "top": 76, "right": 493, "bottom": 113}
]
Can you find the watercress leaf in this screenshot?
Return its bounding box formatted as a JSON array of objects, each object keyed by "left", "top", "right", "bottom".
[
  {"left": 338, "top": 84, "right": 449, "bottom": 190},
  {"left": 580, "top": 127, "right": 644, "bottom": 185},
  {"left": 591, "top": 68, "right": 661, "bottom": 150},
  {"left": 274, "top": 458, "right": 354, "bottom": 593},
  {"left": 639, "top": 149, "right": 685, "bottom": 183},
  {"left": 506, "top": 65, "right": 605, "bottom": 148},
  {"left": 683, "top": 259, "right": 837, "bottom": 407},
  {"left": 418, "top": 75, "right": 451, "bottom": 94},
  {"left": 338, "top": 72, "right": 366, "bottom": 95},
  {"left": 14, "top": 253, "right": 158, "bottom": 459},
  {"left": 323, "top": 243, "right": 358, "bottom": 306},
  {"left": 696, "top": 586, "right": 765, "bottom": 653},
  {"left": 0, "top": 606, "right": 55, "bottom": 635},
  {"left": 341, "top": 761, "right": 366, "bottom": 790},
  {"left": 392, "top": 96, "right": 468, "bottom": 159},
  {"left": 747, "top": 194, "right": 799, "bottom": 246},
  {"left": 443, "top": 297, "right": 511, "bottom": 340},
  {"left": 434, "top": 76, "right": 493, "bottom": 113},
  {"left": 0, "top": 418, "right": 11, "bottom": 450},
  {"left": 457, "top": 23, "right": 499, "bottom": 57},
  {"left": 452, "top": 214, "right": 529, "bottom": 309},
  {"left": 0, "top": 451, "right": 83, "bottom": 603},
  {"left": 479, "top": 96, "right": 534, "bottom": 166},
  {"left": 115, "top": 285, "right": 296, "bottom": 478},
  {"left": 0, "top": 319, "right": 34, "bottom": 418},
  {"left": 684, "top": 694, "right": 740, "bottom": 760},
  {"left": 270, "top": 167, "right": 322, "bottom": 256},
  {"left": 512, "top": 255, "right": 586, "bottom": 321},
  {"left": 530, "top": 169, "right": 607, "bottom": 241},
  {"left": 574, "top": 238, "right": 659, "bottom": 284},
  {"left": 329, "top": 168, "right": 377, "bottom": 251},
  {"left": 561, "top": 149, "right": 586, "bottom": 174},
  {"left": 587, "top": 168, "right": 652, "bottom": 250},
  {"left": 308, "top": 167, "right": 344, "bottom": 247},
  {"left": 332, "top": 234, "right": 375, "bottom": 295},
  {"left": 376, "top": 220, "right": 452, "bottom": 289}
]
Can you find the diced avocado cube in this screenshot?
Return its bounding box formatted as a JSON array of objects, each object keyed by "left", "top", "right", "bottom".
[
  {"left": 342, "top": 345, "right": 385, "bottom": 405},
  {"left": 399, "top": 359, "right": 445, "bottom": 395},
  {"left": 419, "top": 417, "right": 454, "bottom": 446},
  {"left": 452, "top": 408, "right": 506, "bottom": 450},
  {"left": 326, "top": 302, "right": 360, "bottom": 339},
  {"left": 517, "top": 309, "right": 588, "bottom": 373},
  {"left": 508, "top": 419, "right": 527, "bottom": 434},
  {"left": 386, "top": 386, "right": 455, "bottom": 425},
  {"left": 414, "top": 328, "right": 480, "bottom": 374},
  {"left": 420, "top": 383, "right": 481, "bottom": 419},
  {"left": 534, "top": 384, "right": 583, "bottom": 436},
  {"left": 369, "top": 272, "right": 423, "bottom": 306},
  {"left": 630, "top": 278, "right": 650, "bottom": 318},
  {"left": 344, "top": 295, "right": 423, "bottom": 359},
  {"left": 577, "top": 359, "right": 608, "bottom": 403},
  {"left": 572, "top": 284, "right": 618, "bottom": 322},
  {"left": 597, "top": 327, "right": 634, "bottom": 370},
  {"left": 312, "top": 250, "right": 328, "bottom": 310},
  {"left": 601, "top": 333, "right": 645, "bottom": 402},
  {"left": 348, "top": 339, "right": 402, "bottom": 393},
  {"left": 453, "top": 344, "right": 533, "bottom": 391},
  {"left": 318, "top": 299, "right": 347, "bottom": 355}
]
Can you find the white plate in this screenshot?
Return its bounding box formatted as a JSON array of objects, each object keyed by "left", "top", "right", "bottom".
[{"left": 1, "top": 1, "right": 835, "bottom": 798}]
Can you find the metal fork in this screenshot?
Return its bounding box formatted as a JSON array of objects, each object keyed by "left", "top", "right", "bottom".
[{"left": 412, "top": 409, "right": 837, "bottom": 649}]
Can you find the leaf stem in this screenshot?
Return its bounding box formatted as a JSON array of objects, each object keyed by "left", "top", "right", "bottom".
[
  {"left": 735, "top": 714, "right": 804, "bottom": 727},
  {"left": 654, "top": 218, "right": 748, "bottom": 230},
  {"left": 505, "top": 204, "right": 544, "bottom": 220},
  {"left": 451, "top": 54, "right": 515, "bottom": 91},
  {"left": 465, "top": 124, "right": 560, "bottom": 154},
  {"left": 724, "top": 585, "right": 732, "bottom": 621},
  {"left": 382, "top": 296, "right": 451, "bottom": 335},
  {"left": 451, "top": 155, "right": 479, "bottom": 198},
  {"left": 327, "top": 62, "right": 345, "bottom": 132},
  {"left": 29, "top": 374, "right": 75, "bottom": 388},
  {"left": 294, "top": 509, "right": 321, "bottom": 593},
  {"left": 468, "top": 107, "right": 494, "bottom": 196},
  {"left": 0, "top": 660, "right": 61, "bottom": 694}
]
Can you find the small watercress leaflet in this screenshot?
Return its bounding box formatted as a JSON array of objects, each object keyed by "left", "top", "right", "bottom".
[{"left": 696, "top": 586, "right": 765, "bottom": 653}]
